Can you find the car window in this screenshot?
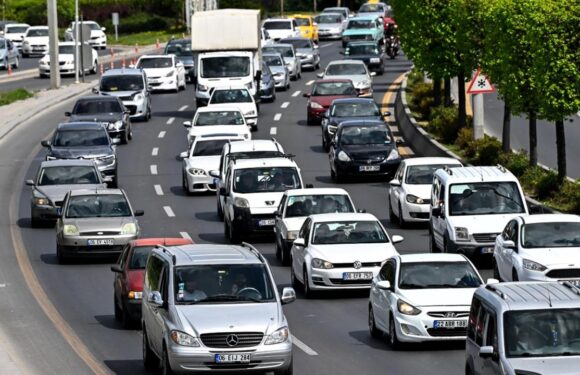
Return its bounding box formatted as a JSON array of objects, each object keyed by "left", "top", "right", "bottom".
[
  {"left": 379, "top": 260, "right": 393, "bottom": 282},
  {"left": 233, "top": 167, "right": 301, "bottom": 193},
  {"left": 339, "top": 125, "right": 391, "bottom": 145},
  {"left": 346, "top": 44, "right": 379, "bottom": 55},
  {"left": 100, "top": 75, "right": 144, "bottom": 91},
  {"left": 326, "top": 63, "right": 367, "bottom": 76},
  {"left": 294, "top": 18, "right": 310, "bottom": 27},
  {"left": 449, "top": 182, "right": 525, "bottom": 216},
  {"left": 38, "top": 166, "right": 100, "bottom": 185},
  {"left": 299, "top": 218, "right": 312, "bottom": 243},
  {"left": 484, "top": 313, "right": 498, "bottom": 349},
  {"left": 210, "top": 89, "right": 253, "bottom": 104},
  {"left": 194, "top": 110, "right": 245, "bottom": 126},
  {"left": 66, "top": 194, "right": 131, "bottom": 218},
  {"left": 312, "top": 220, "right": 388, "bottom": 244},
  {"left": 398, "top": 262, "right": 482, "bottom": 289},
  {"left": 192, "top": 139, "right": 237, "bottom": 156},
  {"left": 521, "top": 222, "right": 580, "bottom": 248},
  {"left": 332, "top": 102, "right": 379, "bottom": 117},
  {"left": 315, "top": 15, "right": 343, "bottom": 23},
  {"left": 264, "top": 55, "right": 283, "bottom": 66},
  {"left": 137, "top": 57, "right": 173, "bottom": 69},
  {"left": 263, "top": 21, "right": 292, "bottom": 30},
  {"left": 405, "top": 164, "right": 459, "bottom": 185},
  {"left": 347, "top": 20, "right": 374, "bottom": 29},
  {"left": 312, "top": 82, "right": 356, "bottom": 96},
  {"left": 467, "top": 296, "right": 482, "bottom": 341},
  {"left": 73, "top": 100, "right": 123, "bottom": 114},
  {"left": 53, "top": 129, "right": 110, "bottom": 147},
  {"left": 146, "top": 255, "right": 164, "bottom": 291},
  {"left": 118, "top": 244, "right": 130, "bottom": 269},
  {"left": 285, "top": 194, "right": 354, "bottom": 217},
  {"left": 283, "top": 39, "right": 311, "bottom": 49},
  {"left": 27, "top": 28, "right": 48, "bottom": 37},
  {"left": 475, "top": 303, "right": 487, "bottom": 346},
  {"left": 130, "top": 246, "right": 155, "bottom": 269}
]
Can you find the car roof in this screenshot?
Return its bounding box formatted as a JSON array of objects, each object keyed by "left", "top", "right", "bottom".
[
  {"left": 263, "top": 18, "right": 293, "bottom": 22},
  {"left": 328, "top": 59, "right": 366, "bottom": 66},
  {"left": 308, "top": 212, "right": 378, "bottom": 222},
  {"left": 69, "top": 188, "right": 124, "bottom": 196},
  {"left": 434, "top": 166, "right": 518, "bottom": 184},
  {"left": 331, "top": 97, "right": 376, "bottom": 105},
  {"left": 481, "top": 282, "right": 580, "bottom": 311},
  {"left": 39, "top": 159, "right": 97, "bottom": 168},
  {"left": 349, "top": 15, "right": 380, "bottom": 21},
  {"left": 399, "top": 253, "right": 468, "bottom": 263},
  {"left": 158, "top": 244, "right": 264, "bottom": 265},
  {"left": 338, "top": 120, "right": 386, "bottom": 128},
  {"left": 131, "top": 238, "right": 193, "bottom": 247},
  {"left": 76, "top": 95, "right": 119, "bottom": 102},
  {"left": 102, "top": 68, "right": 143, "bottom": 77},
  {"left": 6, "top": 23, "right": 30, "bottom": 27},
  {"left": 285, "top": 187, "right": 350, "bottom": 196},
  {"left": 402, "top": 157, "right": 462, "bottom": 167},
  {"left": 27, "top": 26, "right": 48, "bottom": 30},
  {"left": 195, "top": 105, "right": 242, "bottom": 113},
  {"left": 138, "top": 54, "right": 173, "bottom": 59},
  {"left": 280, "top": 37, "right": 310, "bottom": 42},
  {"left": 314, "top": 78, "right": 353, "bottom": 84},
  {"left": 166, "top": 38, "right": 190, "bottom": 44},
  {"left": 519, "top": 214, "right": 580, "bottom": 224},
  {"left": 211, "top": 86, "right": 249, "bottom": 92},
  {"left": 56, "top": 122, "right": 107, "bottom": 131},
  {"left": 227, "top": 139, "right": 283, "bottom": 153},
  {"left": 230, "top": 157, "right": 298, "bottom": 169}
]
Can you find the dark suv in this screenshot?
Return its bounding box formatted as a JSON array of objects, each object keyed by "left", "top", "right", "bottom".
[{"left": 164, "top": 38, "right": 195, "bottom": 82}]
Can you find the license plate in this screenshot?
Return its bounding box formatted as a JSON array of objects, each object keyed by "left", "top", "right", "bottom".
[
  {"left": 433, "top": 320, "right": 468, "bottom": 329},
  {"left": 258, "top": 219, "right": 275, "bottom": 226},
  {"left": 359, "top": 165, "right": 380, "bottom": 172},
  {"left": 480, "top": 247, "right": 494, "bottom": 254},
  {"left": 343, "top": 272, "right": 373, "bottom": 280},
  {"left": 214, "top": 353, "right": 251, "bottom": 364},
  {"left": 87, "top": 239, "right": 114, "bottom": 246}
]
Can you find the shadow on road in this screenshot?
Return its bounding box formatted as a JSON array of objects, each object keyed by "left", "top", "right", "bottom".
[{"left": 104, "top": 360, "right": 148, "bottom": 375}]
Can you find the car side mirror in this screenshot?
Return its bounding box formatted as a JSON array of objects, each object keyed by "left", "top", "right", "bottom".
[
  {"left": 110, "top": 264, "right": 123, "bottom": 273},
  {"left": 183, "top": 121, "right": 192, "bottom": 128},
  {"left": 316, "top": 72, "right": 324, "bottom": 79},
  {"left": 209, "top": 170, "right": 220, "bottom": 179},
  {"left": 293, "top": 238, "right": 305, "bottom": 248},
  {"left": 503, "top": 240, "right": 516, "bottom": 249},
  {"left": 431, "top": 206, "right": 442, "bottom": 218},
  {"left": 302, "top": 92, "right": 311, "bottom": 98},
  {"left": 280, "top": 287, "right": 296, "bottom": 305},
  {"left": 64, "top": 111, "right": 71, "bottom": 117},
  {"left": 179, "top": 151, "right": 188, "bottom": 159},
  {"left": 147, "top": 291, "right": 164, "bottom": 307},
  {"left": 146, "top": 85, "right": 153, "bottom": 91},
  {"left": 134, "top": 209, "right": 144, "bottom": 217},
  {"left": 389, "top": 179, "right": 401, "bottom": 187},
  {"left": 370, "top": 72, "right": 377, "bottom": 77},
  {"left": 26, "top": 179, "right": 35, "bottom": 186},
  {"left": 383, "top": 111, "right": 391, "bottom": 117},
  {"left": 529, "top": 203, "right": 544, "bottom": 214},
  {"left": 101, "top": 27, "right": 106, "bottom": 31},
  {"left": 219, "top": 187, "right": 227, "bottom": 196},
  {"left": 92, "top": 87, "right": 99, "bottom": 94},
  {"left": 479, "top": 346, "right": 496, "bottom": 359},
  {"left": 391, "top": 235, "right": 404, "bottom": 244},
  {"left": 41, "top": 140, "right": 51, "bottom": 147},
  {"left": 376, "top": 280, "right": 392, "bottom": 290}
]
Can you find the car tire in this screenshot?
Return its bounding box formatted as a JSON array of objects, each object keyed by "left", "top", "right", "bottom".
[
  {"left": 2, "top": 58, "right": 8, "bottom": 70},
  {"left": 56, "top": 243, "right": 68, "bottom": 264},
  {"left": 388, "top": 314, "right": 402, "bottom": 350},
  {"left": 22, "top": 53, "right": 29, "bottom": 58},
  {"left": 303, "top": 268, "right": 313, "bottom": 298},
  {"left": 182, "top": 172, "right": 192, "bottom": 196},
  {"left": 512, "top": 269, "right": 519, "bottom": 282},
  {"left": 286, "top": 80, "right": 290, "bottom": 90},
  {"left": 369, "top": 305, "right": 382, "bottom": 339},
  {"left": 492, "top": 258, "right": 502, "bottom": 281},
  {"left": 114, "top": 293, "right": 122, "bottom": 322},
  {"left": 120, "top": 129, "right": 129, "bottom": 145},
  {"left": 398, "top": 203, "right": 407, "bottom": 228},
  {"left": 226, "top": 218, "right": 240, "bottom": 243},
  {"left": 290, "top": 264, "right": 299, "bottom": 289},
  {"left": 127, "top": 124, "right": 133, "bottom": 140},
  {"left": 281, "top": 246, "right": 291, "bottom": 266},
  {"left": 110, "top": 176, "right": 118, "bottom": 188},
  {"left": 90, "top": 60, "right": 97, "bottom": 74},
  {"left": 143, "top": 328, "right": 159, "bottom": 371},
  {"left": 274, "top": 358, "right": 293, "bottom": 375},
  {"left": 162, "top": 343, "right": 175, "bottom": 375},
  {"left": 31, "top": 215, "right": 42, "bottom": 228}
]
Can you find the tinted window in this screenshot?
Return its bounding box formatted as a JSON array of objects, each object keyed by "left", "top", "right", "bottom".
[
  {"left": 521, "top": 222, "right": 580, "bottom": 248},
  {"left": 326, "top": 63, "right": 367, "bottom": 76},
  {"left": 130, "top": 246, "right": 154, "bottom": 269},
  {"left": 398, "top": 262, "right": 482, "bottom": 289},
  {"left": 201, "top": 56, "right": 250, "bottom": 78},
  {"left": 312, "top": 220, "right": 388, "bottom": 244},
  {"left": 263, "top": 46, "right": 294, "bottom": 58},
  {"left": 192, "top": 139, "right": 237, "bottom": 156},
  {"left": 405, "top": 164, "right": 459, "bottom": 185},
  {"left": 340, "top": 125, "right": 391, "bottom": 145},
  {"left": 315, "top": 14, "right": 343, "bottom": 23},
  {"left": 234, "top": 167, "right": 301, "bottom": 193},
  {"left": 53, "top": 129, "right": 109, "bottom": 147},
  {"left": 331, "top": 102, "right": 380, "bottom": 117},
  {"left": 6, "top": 26, "right": 29, "bottom": 33},
  {"left": 66, "top": 194, "right": 131, "bottom": 218},
  {"left": 294, "top": 18, "right": 310, "bottom": 26},
  {"left": 27, "top": 29, "right": 48, "bottom": 37},
  {"left": 137, "top": 57, "right": 172, "bottom": 69},
  {"left": 165, "top": 41, "right": 193, "bottom": 57},
  {"left": 195, "top": 111, "right": 244, "bottom": 126},
  {"left": 263, "top": 21, "right": 292, "bottom": 30},
  {"left": 264, "top": 55, "right": 283, "bottom": 66},
  {"left": 347, "top": 20, "right": 374, "bottom": 29},
  {"left": 210, "top": 89, "right": 253, "bottom": 104},
  {"left": 146, "top": 256, "right": 164, "bottom": 291},
  {"left": 58, "top": 45, "right": 74, "bottom": 54},
  {"left": 73, "top": 100, "right": 122, "bottom": 114},
  {"left": 283, "top": 39, "right": 311, "bottom": 49},
  {"left": 100, "top": 75, "right": 144, "bottom": 91},
  {"left": 285, "top": 194, "right": 354, "bottom": 217},
  {"left": 312, "top": 82, "right": 356, "bottom": 96},
  {"left": 38, "top": 166, "right": 100, "bottom": 185},
  {"left": 449, "top": 182, "right": 525, "bottom": 215}
]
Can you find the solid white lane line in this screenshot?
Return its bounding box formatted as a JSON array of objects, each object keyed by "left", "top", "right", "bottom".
[
  {"left": 178, "top": 105, "right": 188, "bottom": 111},
  {"left": 158, "top": 131, "right": 166, "bottom": 138},
  {"left": 274, "top": 113, "right": 282, "bottom": 121},
  {"left": 281, "top": 101, "right": 290, "bottom": 109},
  {"left": 292, "top": 91, "right": 301, "bottom": 97},
  {"left": 154, "top": 185, "right": 164, "bottom": 196},
  {"left": 270, "top": 127, "right": 277, "bottom": 136},
  {"left": 152, "top": 147, "right": 159, "bottom": 156},
  {"left": 163, "top": 206, "right": 175, "bottom": 217},
  {"left": 320, "top": 43, "right": 333, "bottom": 48},
  {"left": 180, "top": 232, "right": 192, "bottom": 240},
  {"left": 291, "top": 335, "right": 318, "bottom": 356},
  {"left": 166, "top": 117, "right": 175, "bottom": 125},
  {"left": 150, "top": 165, "right": 158, "bottom": 175},
  {"left": 306, "top": 80, "right": 314, "bottom": 86}
]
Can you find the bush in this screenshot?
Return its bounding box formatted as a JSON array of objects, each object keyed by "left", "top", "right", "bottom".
[
  {"left": 455, "top": 127, "right": 473, "bottom": 150},
  {"left": 499, "top": 151, "right": 529, "bottom": 177},
  {"left": 102, "top": 13, "right": 170, "bottom": 34},
  {"left": 559, "top": 181, "right": 580, "bottom": 214},
  {"left": 407, "top": 69, "right": 424, "bottom": 88},
  {"left": 410, "top": 83, "right": 434, "bottom": 120},
  {"left": 536, "top": 171, "right": 561, "bottom": 200},
  {"left": 429, "top": 105, "right": 460, "bottom": 144},
  {"left": 467, "top": 136, "right": 503, "bottom": 165},
  {"left": 520, "top": 166, "right": 546, "bottom": 196}
]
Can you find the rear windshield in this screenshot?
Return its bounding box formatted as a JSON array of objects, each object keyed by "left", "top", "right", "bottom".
[
  {"left": 73, "top": 100, "right": 122, "bottom": 114},
  {"left": 346, "top": 43, "right": 380, "bottom": 56},
  {"left": 264, "top": 55, "right": 283, "bottom": 66},
  {"left": 294, "top": 18, "right": 310, "bottom": 26},
  {"left": 192, "top": 139, "right": 233, "bottom": 156},
  {"left": 405, "top": 164, "right": 459, "bottom": 185},
  {"left": 234, "top": 167, "right": 301, "bottom": 193},
  {"left": 282, "top": 39, "right": 311, "bottom": 49},
  {"left": 27, "top": 29, "right": 48, "bottom": 37},
  {"left": 312, "top": 220, "right": 388, "bottom": 244},
  {"left": 262, "top": 46, "right": 294, "bottom": 58},
  {"left": 137, "top": 57, "right": 172, "bottom": 69},
  {"left": 331, "top": 102, "right": 380, "bottom": 117},
  {"left": 53, "top": 129, "right": 109, "bottom": 147},
  {"left": 340, "top": 126, "right": 391, "bottom": 145},
  {"left": 315, "top": 14, "right": 343, "bottom": 24},
  {"left": 285, "top": 194, "right": 354, "bottom": 217},
  {"left": 326, "top": 63, "right": 367, "bottom": 76},
  {"left": 165, "top": 41, "right": 193, "bottom": 57},
  {"left": 347, "top": 20, "right": 373, "bottom": 29},
  {"left": 263, "top": 21, "right": 292, "bottom": 30},
  {"left": 398, "top": 262, "right": 481, "bottom": 289},
  {"left": 38, "top": 166, "right": 100, "bottom": 185},
  {"left": 195, "top": 111, "right": 245, "bottom": 126},
  {"left": 210, "top": 89, "right": 253, "bottom": 104},
  {"left": 312, "top": 82, "right": 356, "bottom": 96},
  {"left": 7, "top": 26, "right": 28, "bottom": 33},
  {"left": 100, "top": 75, "right": 144, "bottom": 91}
]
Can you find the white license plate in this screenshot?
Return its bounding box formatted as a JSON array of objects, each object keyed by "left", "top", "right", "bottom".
[
  {"left": 87, "top": 239, "right": 114, "bottom": 246},
  {"left": 343, "top": 272, "right": 373, "bottom": 280},
  {"left": 214, "top": 353, "right": 251, "bottom": 364},
  {"left": 359, "top": 165, "right": 380, "bottom": 172},
  {"left": 480, "top": 247, "right": 494, "bottom": 254},
  {"left": 433, "top": 320, "right": 468, "bottom": 329},
  {"left": 258, "top": 219, "right": 275, "bottom": 226}
]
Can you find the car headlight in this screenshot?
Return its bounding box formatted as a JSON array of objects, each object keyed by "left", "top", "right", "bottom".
[
  {"left": 234, "top": 197, "right": 250, "bottom": 208},
  {"left": 306, "top": 54, "right": 313, "bottom": 59},
  {"left": 244, "top": 110, "right": 256, "bottom": 117},
  {"left": 170, "top": 331, "right": 200, "bottom": 347},
  {"left": 337, "top": 150, "right": 351, "bottom": 162},
  {"left": 265, "top": 326, "right": 289, "bottom": 345},
  {"left": 370, "top": 57, "right": 381, "bottom": 63},
  {"left": 121, "top": 223, "right": 137, "bottom": 235},
  {"left": 406, "top": 195, "right": 426, "bottom": 204},
  {"left": 309, "top": 101, "right": 323, "bottom": 109},
  {"left": 311, "top": 258, "right": 333, "bottom": 269},
  {"left": 187, "top": 168, "right": 206, "bottom": 175},
  {"left": 165, "top": 70, "right": 175, "bottom": 77},
  {"left": 358, "top": 80, "right": 371, "bottom": 88},
  {"left": 198, "top": 84, "right": 208, "bottom": 91},
  {"left": 108, "top": 120, "right": 123, "bottom": 130},
  {"left": 34, "top": 197, "right": 50, "bottom": 205},
  {"left": 523, "top": 259, "right": 547, "bottom": 272},
  {"left": 397, "top": 299, "right": 421, "bottom": 315},
  {"left": 287, "top": 230, "right": 299, "bottom": 240},
  {"left": 127, "top": 291, "right": 142, "bottom": 300},
  {"left": 327, "top": 124, "right": 337, "bottom": 133},
  {"left": 455, "top": 227, "right": 469, "bottom": 241},
  {"left": 387, "top": 148, "right": 400, "bottom": 161},
  {"left": 133, "top": 93, "right": 144, "bottom": 101},
  {"left": 63, "top": 224, "right": 79, "bottom": 236}
]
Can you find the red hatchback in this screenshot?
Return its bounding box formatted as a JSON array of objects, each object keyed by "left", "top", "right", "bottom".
[
  {"left": 304, "top": 79, "right": 358, "bottom": 124},
  {"left": 111, "top": 237, "right": 193, "bottom": 327}
]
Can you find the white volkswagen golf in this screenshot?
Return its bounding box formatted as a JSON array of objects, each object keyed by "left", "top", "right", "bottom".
[
  {"left": 135, "top": 54, "right": 186, "bottom": 92},
  {"left": 183, "top": 106, "right": 251, "bottom": 147}
]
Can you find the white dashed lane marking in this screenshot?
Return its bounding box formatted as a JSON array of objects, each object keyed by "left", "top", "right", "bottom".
[
  {"left": 274, "top": 113, "right": 282, "bottom": 121},
  {"left": 154, "top": 185, "right": 164, "bottom": 196},
  {"left": 306, "top": 80, "right": 314, "bottom": 86},
  {"left": 292, "top": 91, "right": 301, "bottom": 97},
  {"left": 166, "top": 117, "right": 175, "bottom": 125},
  {"left": 180, "top": 232, "right": 192, "bottom": 240},
  {"left": 281, "top": 102, "right": 290, "bottom": 109},
  {"left": 291, "top": 335, "right": 318, "bottom": 356},
  {"left": 320, "top": 43, "right": 333, "bottom": 48},
  {"left": 150, "top": 165, "right": 158, "bottom": 175},
  {"left": 178, "top": 105, "right": 188, "bottom": 111},
  {"left": 270, "top": 127, "right": 277, "bottom": 136},
  {"left": 152, "top": 147, "right": 159, "bottom": 156},
  {"left": 163, "top": 206, "right": 175, "bottom": 217},
  {"left": 158, "top": 131, "right": 166, "bottom": 138}
]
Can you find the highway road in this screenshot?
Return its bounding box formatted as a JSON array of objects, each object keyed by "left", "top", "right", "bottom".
[{"left": 2, "top": 40, "right": 493, "bottom": 374}]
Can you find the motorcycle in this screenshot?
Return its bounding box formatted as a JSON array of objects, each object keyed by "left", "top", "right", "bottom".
[{"left": 385, "top": 35, "right": 399, "bottom": 59}]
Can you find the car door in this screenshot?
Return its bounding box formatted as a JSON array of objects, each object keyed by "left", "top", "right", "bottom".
[
  {"left": 479, "top": 312, "right": 500, "bottom": 375},
  {"left": 497, "top": 220, "right": 517, "bottom": 280},
  {"left": 389, "top": 162, "right": 405, "bottom": 217},
  {"left": 371, "top": 259, "right": 395, "bottom": 330},
  {"left": 430, "top": 178, "right": 446, "bottom": 248},
  {"left": 115, "top": 244, "right": 131, "bottom": 303},
  {"left": 223, "top": 168, "right": 234, "bottom": 222},
  {"left": 381, "top": 259, "right": 397, "bottom": 331},
  {"left": 292, "top": 218, "right": 311, "bottom": 280},
  {"left": 143, "top": 255, "right": 165, "bottom": 354},
  {"left": 274, "top": 194, "right": 287, "bottom": 243}
]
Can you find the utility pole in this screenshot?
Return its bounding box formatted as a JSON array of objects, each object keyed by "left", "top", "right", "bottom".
[
  {"left": 280, "top": 0, "right": 284, "bottom": 16},
  {"left": 47, "top": 0, "right": 60, "bottom": 89},
  {"left": 185, "top": 0, "right": 191, "bottom": 34},
  {"left": 74, "top": 0, "right": 79, "bottom": 83}
]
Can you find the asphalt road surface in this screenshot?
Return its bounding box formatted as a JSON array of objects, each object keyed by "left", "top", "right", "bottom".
[{"left": 5, "top": 41, "right": 494, "bottom": 375}]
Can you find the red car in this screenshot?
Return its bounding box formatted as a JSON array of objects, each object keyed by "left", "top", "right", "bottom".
[
  {"left": 111, "top": 237, "right": 193, "bottom": 327},
  {"left": 304, "top": 79, "right": 358, "bottom": 125}
]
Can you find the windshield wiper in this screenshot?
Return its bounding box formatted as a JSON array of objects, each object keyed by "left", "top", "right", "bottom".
[{"left": 490, "top": 187, "right": 524, "bottom": 210}]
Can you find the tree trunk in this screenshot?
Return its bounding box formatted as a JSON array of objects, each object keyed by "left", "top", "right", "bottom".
[
  {"left": 457, "top": 73, "right": 466, "bottom": 128},
  {"left": 444, "top": 78, "right": 451, "bottom": 107},
  {"left": 555, "top": 119, "right": 567, "bottom": 181},
  {"left": 433, "top": 78, "right": 441, "bottom": 107},
  {"left": 529, "top": 112, "right": 537, "bottom": 166},
  {"left": 502, "top": 102, "right": 511, "bottom": 153}
]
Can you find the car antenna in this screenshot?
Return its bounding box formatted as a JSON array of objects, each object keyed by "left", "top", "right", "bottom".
[
  {"left": 546, "top": 283, "right": 553, "bottom": 308},
  {"left": 479, "top": 167, "right": 484, "bottom": 182}
]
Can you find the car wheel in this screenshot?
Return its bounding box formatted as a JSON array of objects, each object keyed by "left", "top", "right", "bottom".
[
  {"left": 162, "top": 343, "right": 175, "bottom": 375},
  {"left": 274, "top": 357, "right": 293, "bottom": 375},
  {"left": 174, "top": 81, "right": 179, "bottom": 93},
  {"left": 226, "top": 219, "right": 240, "bottom": 243},
  {"left": 493, "top": 258, "right": 501, "bottom": 281},
  {"left": 31, "top": 215, "right": 41, "bottom": 228},
  {"left": 369, "top": 305, "right": 382, "bottom": 339},
  {"left": 398, "top": 203, "right": 407, "bottom": 228},
  {"left": 56, "top": 243, "right": 68, "bottom": 264},
  {"left": 303, "top": 268, "right": 313, "bottom": 298},
  {"left": 286, "top": 80, "right": 290, "bottom": 90},
  {"left": 388, "top": 198, "right": 397, "bottom": 223},
  {"left": 182, "top": 172, "right": 191, "bottom": 195},
  {"left": 512, "top": 269, "right": 519, "bottom": 282},
  {"left": 143, "top": 328, "right": 159, "bottom": 370},
  {"left": 280, "top": 242, "right": 291, "bottom": 266},
  {"left": 114, "top": 293, "right": 122, "bottom": 321},
  {"left": 388, "top": 314, "right": 402, "bottom": 350},
  {"left": 90, "top": 60, "right": 97, "bottom": 74},
  {"left": 127, "top": 124, "right": 133, "bottom": 140},
  {"left": 146, "top": 105, "right": 152, "bottom": 121},
  {"left": 429, "top": 231, "right": 440, "bottom": 253},
  {"left": 120, "top": 130, "right": 128, "bottom": 145}
]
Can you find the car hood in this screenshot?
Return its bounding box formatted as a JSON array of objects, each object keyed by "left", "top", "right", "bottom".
[
  {"left": 308, "top": 242, "right": 398, "bottom": 263},
  {"left": 282, "top": 56, "right": 297, "bottom": 65},
  {"left": 127, "top": 269, "right": 145, "bottom": 291},
  {"left": 520, "top": 247, "right": 580, "bottom": 269},
  {"left": 329, "top": 115, "right": 382, "bottom": 125},
  {"left": 295, "top": 47, "right": 314, "bottom": 55},
  {"left": 64, "top": 216, "right": 135, "bottom": 231},
  {"left": 175, "top": 302, "right": 282, "bottom": 335},
  {"left": 283, "top": 217, "right": 308, "bottom": 232},
  {"left": 403, "top": 184, "right": 432, "bottom": 201},
  {"left": 311, "top": 95, "right": 355, "bottom": 108},
  {"left": 24, "top": 36, "right": 49, "bottom": 44},
  {"left": 341, "top": 143, "right": 394, "bottom": 161},
  {"left": 447, "top": 214, "right": 523, "bottom": 237},
  {"left": 69, "top": 113, "right": 122, "bottom": 123},
  {"left": 35, "top": 184, "right": 105, "bottom": 203},
  {"left": 324, "top": 74, "right": 369, "bottom": 86},
  {"left": 187, "top": 155, "right": 220, "bottom": 170},
  {"left": 398, "top": 288, "right": 476, "bottom": 308},
  {"left": 508, "top": 357, "right": 580, "bottom": 374},
  {"left": 49, "top": 146, "right": 113, "bottom": 159},
  {"left": 246, "top": 192, "right": 284, "bottom": 213},
  {"left": 40, "top": 53, "right": 75, "bottom": 63},
  {"left": 318, "top": 23, "right": 342, "bottom": 29},
  {"left": 189, "top": 125, "right": 250, "bottom": 139},
  {"left": 268, "top": 65, "right": 287, "bottom": 75}
]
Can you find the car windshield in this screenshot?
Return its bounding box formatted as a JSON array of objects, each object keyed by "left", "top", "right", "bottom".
[
  {"left": 326, "top": 63, "right": 367, "bottom": 76},
  {"left": 315, "top": 15, "right": 342, "bottom": 24},
  {"left": 100, "top": 75, "right": 144, "bottom": 91},
  {"left": 210, "top": 89, "right": 253, "bottom": 104},
  {"left": 86, "top": 23, "right": 101, "bottom": 30},
  {"left": 58, "top": 45, "right": 74, "bottom": 54},
  {"left": 192, "top": 139, "right": 233, "bottom": 156},
  {"left": 332, "top": 102, "right": 380, "bottom": 117},
  {"left": 129, "top": 246, "right": 154, "bottom": 269},
  {"left": 264, "top": 55, "right": 283, "bottom": 66},
  {"left": 263, "top": 46, "right": 294, "bottom": 58},
  {"left": 521, "top": 222, "right": 580, "bottom": 248},
  {"left": 194, "top": 111, "right": 245, "bottom": 126},
  {"left": 263, "top": 21, "right": 292, "bottom": 30},
  {"left": 7, "top": 26, "right": 28, "bottom": 33},
  {"left": 283, "top": 39, "right": 311, "bottom": 49},
  {"left": 38, "top": 166, "right": 100, "bottom": 185},
  {"left": 312, "top": 220, "right": 388, "bottom": 244},
  {"left": 340, "top": 126, "right": 391, "bottom": 145},
  {"left": 360, "top": 4, "right": 383, "bottom": 12},
  {"left": 137, "top": 57, "right": 172, "bottom": 69},
  {"left": 234, "top": 167, "right": 301, "bottom": 193},
  {"left": 165, "top": 41, "right": 193, "bottom": 57},
  {"left": 200, "top": 56, "right": 250, "bottom": 78},
  {"left": 285, "top": 194, "right": 354, "bottom": 218},
  {"left": 398, "top": 262, "right": 482, "bottom": 289},
  {"left": 66, "top": 194, "right": 131, "bottom": 218},
  {"left": 53, "top": 129, "right": 109, "bottom": 147},
  {"left": 449, "top": 182, "right": 525, "bottom": 215},
  {"left": 347, "top": 20, "right": 373, "bottom": 29},
  {"left": 174, "top": 264, "right": 275, "bottom": 304},
  {"left": 405, "top": 164, "right": 459, "bottom": 185},
  {"left": 73, "top": 100, "right": 122, "bottom": 114},
  {"left": 312, "top": 82, "right": 356, "bottom": 96},
  {"left": 504, "top": 309, "right": 580, "bottom": 358},
  {"left": 294, "top": 18, "right": 310, "bottom": 26},
  {"left": 27, "top": 29, "right": 48, "bottom": 37},
  {"left": 347, "top": 44, "right": 379, "bottom": 55}
]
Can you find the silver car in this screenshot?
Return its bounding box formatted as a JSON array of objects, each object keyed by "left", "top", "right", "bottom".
[
  {"left": 262, "top": 43, "right": 301, "bottom": 80},
  {"left": 314, "top": 13, "right": 346, "bottom": 40},
  {"left": 96, "top": 68, "right": 152, "bottom": 121},
  {"left": 27, "top": 160, "right": 106, "bottom": 227},
  {"left": 55, "top": 188, "right": 143, "bottom": 263},
  {"left": 263, "top": 53, "right": 290, "bottom": 90},
  {"left": 280, "top": 37, "right": 321, "bottom": 70},
  {"left": 0, "top": 37, "right": 19, "bottom": 70},
  {"left": 142, "top": 243, "right": 296, "bottom": 374},
  {"left": 317, "top": 59, "right": 375, "bottom": 97}
]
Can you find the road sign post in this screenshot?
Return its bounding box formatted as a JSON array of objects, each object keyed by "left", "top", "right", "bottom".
[
  {"left": 467, "top": 68, "right": 495, "bottom": 140},
  {"left": 112, "top": 12, "right": 119, "bottom": 41}
]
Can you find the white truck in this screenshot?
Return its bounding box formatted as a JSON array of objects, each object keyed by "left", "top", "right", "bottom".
[{"left": 191, "top": 9, "right": 262, "bottom": 107}]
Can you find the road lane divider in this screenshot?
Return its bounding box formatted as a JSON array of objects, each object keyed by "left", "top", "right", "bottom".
[
  {"left": 154, "top": 185, "right": 164, "bottom": 196},
  {"left": 158, "top": 131, "right": 166, "bottom": 138},
  {"left": 320, "top": 42, "right": 333, "bottom": 48},
  {"left": 164, "top": 206, "right": 176, "bottom": 217},
  {"left": 150, "top": 165, "right": 158, "bottom": 175},
  {"left": 381, "top": 71, "right": 414, "bottom": 158},
  {"left": 306, "top": 80, "right": 314, "bottom": 86},
  {"left": 178, "top": 105, "right": 188, "bottom": 111},
  {"left": 180, "top": 232, "right": 192, "bottom": 240},
  {"left": 166, "top": 117, "right": 175, "bottom": 125},
  {"left": 291, "top": 335, "right": 318, "bottom": 356},
  {"left": 152, "top": 147, "right": 159, "bottom": 156},
  {"left": 292, "top": 91, "right": 301, "bottom": 97},
  {"left": 281, "top": 102, "right": 290, "bottom": 109},
  {"left": 270, "top": 127, "right": 277, "bottom": 136},
  {"left": 274, "top": 113, "right": 282, "bottom": 121}
]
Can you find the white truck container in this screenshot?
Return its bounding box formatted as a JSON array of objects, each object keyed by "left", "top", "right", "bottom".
[{"left": 191, "top": 9, "right": 262, "bottom": 107}]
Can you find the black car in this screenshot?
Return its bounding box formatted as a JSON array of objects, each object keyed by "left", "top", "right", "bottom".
[
  {"left": 66, "top": 96, "right": 132, "bottom": 144},
  {"left": 321, "top": 97, "right": 390, "bottom": 151},
  {"left": 329, "top": 120, "right": 401, "bottom": 182},
  {"left": 41, "top": 122, "right": 119, "bottom": 187},
  {"left": 164, "top": 38, "right": 195, "bottom": 82},
  {"left": 342, "top": 41, "right": 385, "bottom": 75},
  {"left": 259, "top": 60, "right": 276, "bottom": 102}
]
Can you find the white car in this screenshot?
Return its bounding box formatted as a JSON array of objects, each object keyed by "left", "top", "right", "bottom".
[
  {"left": 389, "top": 157, "right": 462, "bottom": 227},
  {"left": 38, "top": 42, "right": 98, "bottom": 77},
  {"left": 2, "top": 23, "right": 30, "bottom": 50},
  {"left": 368, "top": 253, "right": 485, "bottom": 348},
  {"left": 261, "top": 27, "right": 274, "bottom": 46},
  {"left": 136, "top": 55, "right": 186, "bottom": 92},
  {"left": 262, "top": 18, "right": 301, "bottom": 41},
  {"left": 21, "top": 26, "right": 49, "bottom": 57},
  {"left": 291, "top": 212, "right": 403, "bottom": 297},
  {"left": 180, "top": 134, "right": 245, "bottom": 194},
  {"left": 317, "top": 60, "right": 375, "bottom": 97},
  {"left": 183, "top": 106, "right": 251, "bottom": 147},
  {"left": 207, "top": 86, "right": 259, "bottom": 130},
  {"left": 274, "top": 188, "right": 356, "bottom": 265},
  {"left": 65, "top": 21, "right": 107, "bottom": 49},
  {"left": 493, "top": 214, "right": 580, "bottom": 284}
]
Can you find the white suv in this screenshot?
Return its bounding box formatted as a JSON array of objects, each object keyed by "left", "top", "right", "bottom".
[
  {"left": 262, "top": 18, "right": 301, "bottom": 41},
  {"left": 220, "top": 156, "right": 303, "bottom": 242},
  {"left": 429, "top": 166, "right": 528, "bottom": 259}
]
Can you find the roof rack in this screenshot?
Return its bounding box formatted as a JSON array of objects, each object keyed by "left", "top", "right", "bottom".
[
  {"left": 241, "top": 242, "right": 266, "bottom": 263},
  {"left": 485, "top": 284, "right": 507, "bottom": 299},
  {"left": 443, "top": 165, "right": 453, "bottom": 175}
]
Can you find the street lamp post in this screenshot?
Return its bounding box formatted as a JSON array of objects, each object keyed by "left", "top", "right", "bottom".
[{"left": 74, "top": 0, "right": 80, "bottom": 83}]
